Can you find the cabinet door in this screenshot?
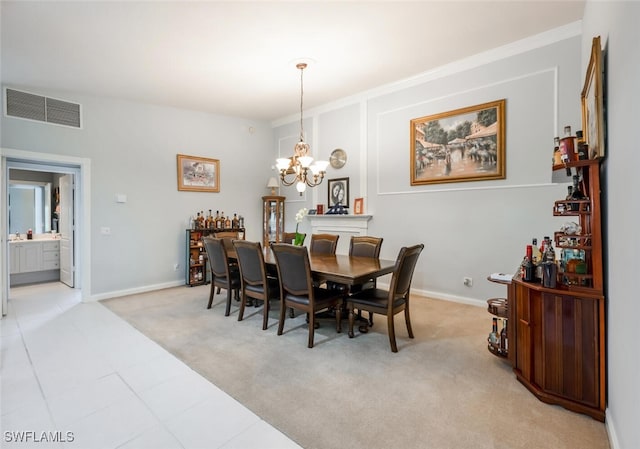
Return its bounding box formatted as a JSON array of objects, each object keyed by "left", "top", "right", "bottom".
[
  {"left": 9, "top": 245, "right": 20, "bottom": 274},
  {"left": 262, "top": 196, "right": 284, "bottom": 247},
  {"left": 540, "top": 292, "right": 600, "bottom": 407},
  {"left": 513, "top": 282, "right": 533, "bottom": 379},
  {"left": 20, "top": 244, "right": 42, "bottom": 273}
]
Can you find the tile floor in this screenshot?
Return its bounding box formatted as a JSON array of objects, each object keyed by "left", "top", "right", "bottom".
[{"left": 1, "top": 282, "right": 301, "bottom": 449}]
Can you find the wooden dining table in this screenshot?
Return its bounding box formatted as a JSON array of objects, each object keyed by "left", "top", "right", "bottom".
[
  {"left": 226, "top": 243, "right": 396, "bottom": 285},
  {"left": 265, "top": 249, "right": 397, "bottom": 286}
]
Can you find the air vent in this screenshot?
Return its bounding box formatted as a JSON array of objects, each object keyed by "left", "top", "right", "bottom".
[{"left": 5, "top": 88, "right": 82, "bottom": 128}]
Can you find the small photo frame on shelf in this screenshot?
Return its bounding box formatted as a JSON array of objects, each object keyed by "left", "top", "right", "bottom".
[
  {"left": 327, "top": 177, "right": 349, "bottom": 208},
  {"left": 308, "top": 209, "right": 317, "bottom": 215},
  {"left": 316, "top": 204, "right": 324, "bottom": 215},
  {"left": 177, "top": 154, "right": 220, "bottom": 192},
  {"left": 581, "top": 36, "right": 605, "bottom": 159},
  {"left": 354, "top": 198, "right": 364, "bottom": 215}
]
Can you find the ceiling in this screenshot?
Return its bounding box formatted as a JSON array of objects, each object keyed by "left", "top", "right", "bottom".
[{"left": 1, "top": 1, "right": 585, "bottom": 122}]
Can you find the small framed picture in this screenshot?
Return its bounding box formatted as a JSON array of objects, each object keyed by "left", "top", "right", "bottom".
[
  {"left": 316, "top": 204, "right": 324, "bottom": 215},
  {"left": 354, "top": 198, "right": 364, "bottom": 215},
  {"left": 177, "top": 154, "right": 220, "bottom": 192},
  {"left": 308, "top": 209, "right": 317, "bottom": 215},
  {"left": 328, "top": 177, "right": 349, "bottom": 208}
]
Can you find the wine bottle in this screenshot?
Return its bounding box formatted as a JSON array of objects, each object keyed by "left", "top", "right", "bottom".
[
  {"left": 500, "top": 320, "right": 508, "bottom": 354},
  {"left": 232, "top": 213, "right": 239, "bottom": 229},
  {"left": 523, "top": 245, "right": 535, "bottom": 282},
  {"left": 489, "top": 318, "right": 499, "bottom": 346},
  {"left": 559, "top": 125, "right": 575, "bottom": 175}
]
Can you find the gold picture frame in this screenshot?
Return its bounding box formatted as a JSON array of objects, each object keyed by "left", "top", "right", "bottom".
[
  {"left": 177, "top": 154, "right": 220, "bottom": 192},
  {"left": 581, "top": 36, "right": 605, "bottom": 159},
  {"left": 410, "top": 99, "right": 506, "bottom": 185},
  {"left": 354, "top": 198, "right": 364, "bottom": 215}
]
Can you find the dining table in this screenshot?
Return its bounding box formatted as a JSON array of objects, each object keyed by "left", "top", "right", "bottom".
[{"left": 226, "top": 243, "right": 396, "bottom": 286}]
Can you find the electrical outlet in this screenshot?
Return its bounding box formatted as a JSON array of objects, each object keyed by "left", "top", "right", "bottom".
[
  {"left": 463, "top": 277, "right": 473, "bottom": 287},
  {"left": 173, "top": 263, "right": 180, "bottom": 271}
]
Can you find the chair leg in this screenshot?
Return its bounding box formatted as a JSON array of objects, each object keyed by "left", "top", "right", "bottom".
[
  {"left": 308, "top": 312, "right": 315, "bottom": 348},
  {"left": 404, "top": 306, "right": 414, "bottom": 338},
  {"left": 387, "top": 314, "right": 398, "bottom": 353},
  {"left": 289, "top": 308, "right": 295, "bottom": 318},
  {"left": 335, "top": 301, "right": 342, "bottom": 333},
  {"left": 368, "top": 312, "right": 374, "bottom": 326},
  {"left": 207, "top": 282, "right": 215, "bottom": 309},
  {"left": 262, "top": 299, "right": 269, "bottom": 330},
  {"left": 225, "top": 289, "right": 232, "bottom": 316},
  {"left": 238, "top": 290, "right": 246, "bottom": 321},
  {"left": 277, "top": 301, "right": 286, "bottom": 335},
  {"left": 348, "top": 305, "right": 355, "bottom": 338}
]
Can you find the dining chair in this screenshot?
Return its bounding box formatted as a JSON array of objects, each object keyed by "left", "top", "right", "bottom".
[
  {"left": 346, "top": 243, "right": 424, "bottom": 352},
  {"left": 344, "top": 236, "right": 384, "bottom": 326},
  {"left": 203, "top": 236, "right": 241, "bottom": 316},
  {"left": 271, "top": 243, "right": 344, "bottom": 348},
  {"left": 233, "top": 240, "right": 279, "bottom": 330},
  {"left": 282, "top": 232, "right": 306, "bottom": 245},
  {"left": 309, "top": 233, "right": 339, "bottom": 254}
]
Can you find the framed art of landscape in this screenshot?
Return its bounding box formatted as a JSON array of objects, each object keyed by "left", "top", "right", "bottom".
[
  {"left": 177, "top": 154, "right": 220, "bottom": 192},
  {"left": 410, "top": 99, "right": 506, "bottom": 185}
]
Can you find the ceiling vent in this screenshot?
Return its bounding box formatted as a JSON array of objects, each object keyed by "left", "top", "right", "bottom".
[{"left": 4, "top": 88, "right": 82, "bottom": 128}]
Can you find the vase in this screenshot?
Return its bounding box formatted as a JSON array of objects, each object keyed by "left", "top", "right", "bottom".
[{"left": 294, "top": 232, "right": 304, "bottom": 246}]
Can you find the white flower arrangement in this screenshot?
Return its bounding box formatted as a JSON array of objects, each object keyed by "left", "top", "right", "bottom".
[{"left": 295, "top": 208, "right": 308, "bottom": 224}]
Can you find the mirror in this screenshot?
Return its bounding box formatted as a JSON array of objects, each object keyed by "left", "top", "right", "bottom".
[{"left": 9, "top": 181, "right": 52, "bottom": 235}]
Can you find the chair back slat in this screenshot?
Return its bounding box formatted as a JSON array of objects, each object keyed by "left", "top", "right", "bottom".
[
  {"left": 349, "top": 236, "right": 383, "bottom": 258},
  {"left": 389, "top": 244, "right": 424, "bottom": 301},
  {"left": 203, "top": 237, "right": 228, "bottom": 278},
  {"left": 310, "top": 233, "right": 339, "bottom": 255},
  {"left": 233, "top": 240, "right": 265, "bottom": 286}
]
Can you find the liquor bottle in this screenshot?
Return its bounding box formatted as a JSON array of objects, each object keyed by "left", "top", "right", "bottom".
[
  {"left": 522, "top": 245, "right": 535, "bottom": 282},
  {"left": 232, "top": 213, "right": 239, "bottom": 229},
  {"left": 195, "top": 212, "right": 201, "bottom": 229},
  {"left": 569, "top": 174, "right": 587, "bottom": 211},
  {"left": 218, "top": 212, "right": 225, "bottom": 229},
  {"left": 238, "top": 215, "right": 244, "bottom": 228},
  {"left": 500, "top": 320, "right": 508, "bottom": 354},
  {"left": 489, "top": 318, "right": 499, "bottom": 346},
  {"left": 531, "top": 238, "right": 542, "bottom": 264},
  {"left": 576, "top": 130, "right": 589, "bottom": 160},
  {"left": 214, "top": 210, "right": 220, "bottom": 228},
  {"left": 553, "top": 137, "right": 562, "bottom": 166},
  {"left": 531, "top": 238, "right": 542, "bottom": 280},
  {"left": 206, "top": 210, "right": 212, "bottom": 229},
  {"left": 225, "top": 215, "right": 231, "bottom": 229}
]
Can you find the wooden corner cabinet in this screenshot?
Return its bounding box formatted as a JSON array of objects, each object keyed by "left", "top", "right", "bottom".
[
  {"left": 509, "top": 159, "right": 605, "bottom": 421},
  {"left": 262, "top": 196, "right": 285, "bottom": 247},
  {"left": 185, "top": 227, "right": 245, "bottom": 286}
]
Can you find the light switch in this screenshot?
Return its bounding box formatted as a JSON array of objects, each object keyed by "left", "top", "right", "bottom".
[{"left": 116, "top": 194, "right": 127, "bottom": 203}]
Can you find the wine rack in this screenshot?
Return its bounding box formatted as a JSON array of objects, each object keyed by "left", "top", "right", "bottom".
[{"left": 185, "top": 228, "right": 246, "bottom": 287}]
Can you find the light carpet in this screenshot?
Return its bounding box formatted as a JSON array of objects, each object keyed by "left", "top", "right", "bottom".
[{"left": 101, "top": 286, "right": 609, "bottom": 449}]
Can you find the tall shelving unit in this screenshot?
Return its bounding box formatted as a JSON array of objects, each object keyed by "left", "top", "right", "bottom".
[{"left": 508, "top": 159, "right": 605, "bottom": 421}]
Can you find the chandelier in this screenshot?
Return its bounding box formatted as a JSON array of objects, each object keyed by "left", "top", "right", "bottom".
[{"left": 276, "top": 62, "right": 328, "bottom": 194}]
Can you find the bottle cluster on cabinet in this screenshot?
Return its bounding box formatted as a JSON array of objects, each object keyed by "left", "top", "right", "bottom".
[{"left": 191, "top": 209, "right": 245, "bottom": 231}]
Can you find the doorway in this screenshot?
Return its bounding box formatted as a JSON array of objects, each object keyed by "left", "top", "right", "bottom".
[{"left": 1, "top": 149, "right": 91, "bottom": 316}]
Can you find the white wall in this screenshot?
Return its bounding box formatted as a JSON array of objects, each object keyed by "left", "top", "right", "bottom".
[
  {"left": 1, "top": 91, "right": 274, "bottom": 296},
  {"left": 581, "top": 2, "right": 640, "bottom": 448},
  {"left": 274, "top": 30, "right": 580, "bottom": 305}
]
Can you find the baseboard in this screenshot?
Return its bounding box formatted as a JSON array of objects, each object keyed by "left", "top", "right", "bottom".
[
  {"left": 605, "top": 408, "right": 620, "bottom": 449},
  {"left": 87, "top": 280, "right": 185, "bottom": 302},
  {"left": 376, "top": 281, "right": 485, "bottom": 308}
]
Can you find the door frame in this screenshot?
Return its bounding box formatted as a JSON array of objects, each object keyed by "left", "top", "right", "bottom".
[{"left": 1, "top": 148, "right": 92, "bottom": 315}]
